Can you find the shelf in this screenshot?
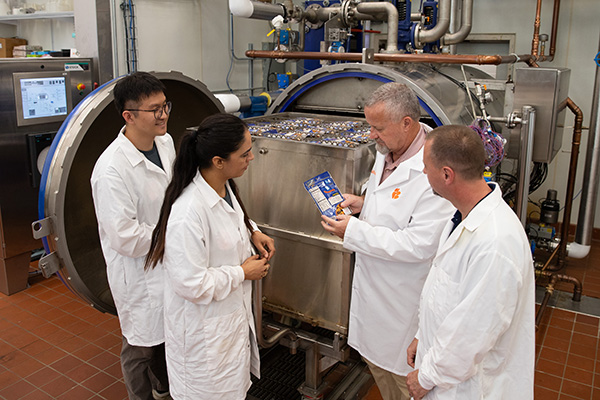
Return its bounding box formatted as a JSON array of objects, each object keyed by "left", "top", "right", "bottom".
[{"left": 0, "top": 11, "right": 73, "bottom": 24}]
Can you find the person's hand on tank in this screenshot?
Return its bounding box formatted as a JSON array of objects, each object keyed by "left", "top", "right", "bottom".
[
  {"left": 321, "top": 214, "right": 351, "bottom": 239},
  {"left": 251, "top": 231, "right": 276, "bottom": 261}
]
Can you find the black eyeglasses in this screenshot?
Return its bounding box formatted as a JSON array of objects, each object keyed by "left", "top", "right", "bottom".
[{"left": 125, "top": 101, "right": 172, "bottom": 119}]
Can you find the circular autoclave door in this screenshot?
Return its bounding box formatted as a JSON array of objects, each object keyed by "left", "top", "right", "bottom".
[{"left": 36, "top": 71, "right": 224, "bottom": 314}]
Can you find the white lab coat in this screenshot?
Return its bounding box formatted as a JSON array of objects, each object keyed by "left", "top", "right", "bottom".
[
  {"left": 415, "top": 183, "right": 535, "bottom": 399},
  {"left": 91, "top": 128, "right": 175, "bottom": 346},
  {"left": 344, "top": 131, "right": 454, "bottom": 376},
  {"left": 162, "top": 172, "right": 260, "bottom": 400}
]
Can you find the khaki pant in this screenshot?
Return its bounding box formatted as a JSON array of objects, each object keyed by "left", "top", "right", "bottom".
[{"left": 364, "top": 358, "right": 411, "bottom": 400}]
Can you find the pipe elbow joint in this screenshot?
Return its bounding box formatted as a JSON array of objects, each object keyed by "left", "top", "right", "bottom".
[{"left": 567, "top": 242, "right": 591, "bottom": 259}]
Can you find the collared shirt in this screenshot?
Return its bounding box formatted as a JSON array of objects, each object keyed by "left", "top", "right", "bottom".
[
  {"left": 139, "top": 142, "right": 164, "bottom": 170},
  {"left": 448, "top": 184, "right": 495, "bottom": 236},
  {"left": 380, "top": 124, "right": 427, "bottom": 184}
]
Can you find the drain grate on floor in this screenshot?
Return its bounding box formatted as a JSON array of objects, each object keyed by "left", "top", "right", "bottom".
[{"left": 247, "top": 346, "right": 305, "bottom": 400}]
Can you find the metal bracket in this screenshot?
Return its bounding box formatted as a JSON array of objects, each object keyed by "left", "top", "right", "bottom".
[
  {"left": 362, "top": 48, "right": 374, "bottom": 64},
  {"left": 31, "top": 217, "right": 53, "bottom": 239},
  {"left": 39, "top": 252, "right": 60, "bottom": 278}
]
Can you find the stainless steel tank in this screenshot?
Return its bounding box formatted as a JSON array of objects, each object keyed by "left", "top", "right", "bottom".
[
  {"left": 236, "top": 62, "right": 504, "bottom": 336},
  {"left": 238, "top": 113, "right": 375, "bottom": 334},
  {"left": 33, "top": 71, "right": 224, "bottom": 313}
]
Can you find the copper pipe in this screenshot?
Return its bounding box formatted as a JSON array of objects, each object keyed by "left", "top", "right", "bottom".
[
  {"left": 245, "top": 50, "right": 535, "bottom": 65},
  {"left": 536, "top": 270, "right": 583, "bottom": 301},
  {"left": 531, "top": 0, "right": 542, "bottom": 56},
  {"left": 535, "top": 269, "right": 583, "bottom": 329},
  {"left": 540, "top": 245, "right": 560, "bottom": 272},
  {"left": 535, "top": 272, "right": 557, "bottom": 329},
  {"left": 532, "top": 0, "right": 561, "bottom": 62},
  {"left": 537, "top": 0, "right": 561, "bottom": 62},
  {"left": 557, "top": 98, "right": 584, "bottom": 267},
  {"left": 549, "top": 0, "right": 560, "bottom": 58}
]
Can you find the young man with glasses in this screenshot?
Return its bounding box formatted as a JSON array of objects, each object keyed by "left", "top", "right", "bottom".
[{"left": 91, "top": 72, "right": 174, "bottom": 400}]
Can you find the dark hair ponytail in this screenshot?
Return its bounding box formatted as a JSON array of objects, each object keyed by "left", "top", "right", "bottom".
[
  {"left": 145, "top": 113, "right": 252, "bottom": 269},
  {"left": 145, "top": 133, "right": 200, "bottom": 269},
  {"left": 228, "top": 178, "right": 253, "bottom": 233}
]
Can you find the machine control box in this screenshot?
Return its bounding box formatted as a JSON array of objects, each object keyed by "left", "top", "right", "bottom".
[{"left": 513, "top": 67, "right": 570, "bottom": 163}]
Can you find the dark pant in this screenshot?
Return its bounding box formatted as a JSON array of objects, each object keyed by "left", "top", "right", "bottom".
[{"left": 121, "top": 336, "right": 169, "bottom": 400}]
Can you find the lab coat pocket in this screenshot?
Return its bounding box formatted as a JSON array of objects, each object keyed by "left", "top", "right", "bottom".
[
  {"left": 427, "top": 265, "right": 460, "bottom": 322},
  {"left": 203, "top": 307, "right": 250, "bottom": 390},
  {"left": 143, "top": 264, "right": 165, "bottom": 308}
]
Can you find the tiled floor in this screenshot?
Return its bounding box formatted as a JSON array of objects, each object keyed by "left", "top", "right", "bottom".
[
  {"left": 535, "top": 307, "right": 600, "bottom": 400},
  {"left": 0, "top": 273, "right": 126, "bottom": 400},
  {"left": 362, "top": 305, "right": 600, "bottom": 400},
  {"left": 1, "top": 239, "right": 599, "bottom": 399}
]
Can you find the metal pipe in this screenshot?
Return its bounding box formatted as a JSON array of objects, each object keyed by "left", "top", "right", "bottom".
[
  {"left": 245, "top": 49, "right": 535, "bottom": 65},
  {"left": 314, "top": 6, "right": 342, "bottom": 22},
  {"left": 558, "top": 98, "right": 584, "bottom": 266},
  {"left": 252, "top": 279, "right": 297, "bottom": 349},
  {"left": 446, "top": 0, "right": 460, "bottom": 54},
  {"left": 298, "top": 17, "right": 306, "bottom": 51},
  {"left": 535, "top": 269, "right": 583, "bottom": 329},
  {"left": 531, "top": 0, "right": 542, "bottom": 56},
  {"left": 536, "top": 0, "right": 561, "bottom": 62},
  {"left": 516, "top": 106, "right": 536, "bottom": 226},
  {"left": 575, "top": 34, "right": 600, "bottom": 247},
  {"left": 355, "top": 1, "right": 399, "bottom": 52},
  {"left": 541, "top": 243, "right": 560, "bottom": 272},
  {"left": 414, "top": 0, "right": 451, "bottom": 48},
  {"left": 535, "top": 273, "right": 557, "bottom": 329},
  {"left": 536, "top": 270, "right": 583, "bottom": 301},
  {"left": 109, "top": 0, "right": 119, "bottom": 78},
  {"left": 442, "top": 0, "right": 473, "bottom": 45},
  {"left": 549, "top": 0, "right": 560, "bottom": 58}
]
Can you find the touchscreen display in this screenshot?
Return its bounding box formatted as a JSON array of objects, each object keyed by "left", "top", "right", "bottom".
[{"left": 20, "top": 76, "right": 68, "bottom": 120}]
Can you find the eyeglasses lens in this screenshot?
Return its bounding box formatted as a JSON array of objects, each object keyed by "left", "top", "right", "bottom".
[{"left": 154, "top": 101, "right": 172, "bottom": 119}]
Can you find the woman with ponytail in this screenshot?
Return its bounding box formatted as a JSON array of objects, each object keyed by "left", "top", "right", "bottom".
[{"left": 146, "top": 113, "right": 275, "bottom": 399}]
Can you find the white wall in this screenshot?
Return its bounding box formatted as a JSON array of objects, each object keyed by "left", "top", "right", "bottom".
[{"left": 110, "top": 0, "right": 269, "bottom": 94}]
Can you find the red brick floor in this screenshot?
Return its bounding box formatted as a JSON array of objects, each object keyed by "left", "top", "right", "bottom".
[
  {"left": 0, "top": 273, "right": 126, "bottom": 400},
  {"left": 362, "top": 307, "right": 600, "bottom": 400}
]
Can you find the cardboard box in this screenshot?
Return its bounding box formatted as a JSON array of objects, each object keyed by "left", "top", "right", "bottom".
[{"left": 0, "top": 38, "right": 28, "bottom": 58}]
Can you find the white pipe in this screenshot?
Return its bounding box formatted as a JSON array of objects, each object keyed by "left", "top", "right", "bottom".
[
  {"left": 215, "top": 94, "right": 242, "bottom": 113},
  {"left": 567, "top": 242, "right": 591, "bottom": 259},
  {"left": 229, "top": 0, "right": 284, "bottom": 20},
  {"left": 229, "top": 0, "right": 253, "bottom": 18}
]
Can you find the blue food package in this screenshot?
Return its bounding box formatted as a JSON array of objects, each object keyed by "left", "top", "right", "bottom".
[{"left": 304, "top": 171, "right": 351, "bottom": 218}]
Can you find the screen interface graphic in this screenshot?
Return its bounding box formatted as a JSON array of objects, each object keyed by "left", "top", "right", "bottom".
[{"left": 20, "top": 77, "right": 68, "bottom": 120}]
